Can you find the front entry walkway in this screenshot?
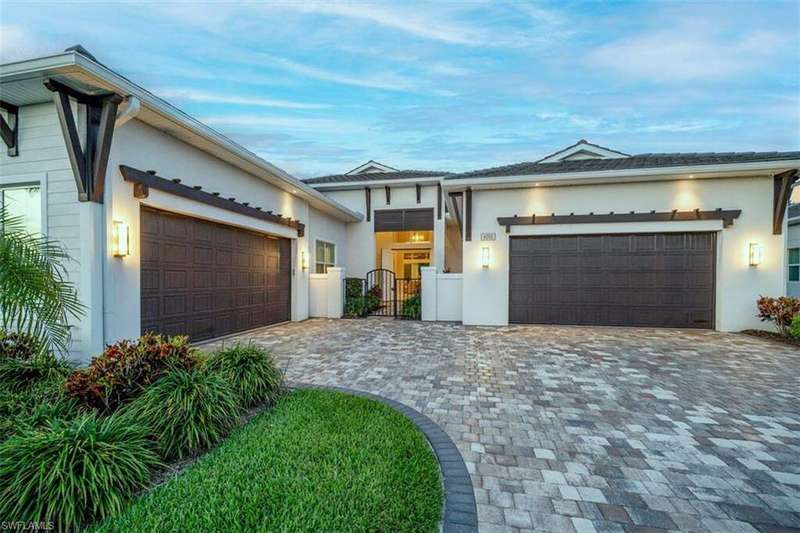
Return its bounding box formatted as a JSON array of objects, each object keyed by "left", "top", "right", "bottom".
[{"left": 208, "top": 319, "right": 800, "bottom": 532}]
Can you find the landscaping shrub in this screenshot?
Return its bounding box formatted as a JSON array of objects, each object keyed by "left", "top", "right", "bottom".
[
  {"left": 790, "top": 314, "right": 800, "bottom": 339},
  {"left": 756, "top": 296, "right": 800, "bottom": 336},
  {"left": 0, "top": 330, "right": 42, "bottom": 359},
  {"left": 64, "top": 333, "right": 200, "bottom": 411},
  {"left": 0, "top": 413, "right": 159, "bottom": 530},
  {"left": 400, "top": 293, "right": 422, "bottom": 319},
  {"left": 123, "top": 367, "right": 240, "bottom": 459},
  {"left": 344, "top": 278, "right": 367, "bottom": 317},
  {"left": 206, "top": 343, "right": 282, "bottom": 408}
]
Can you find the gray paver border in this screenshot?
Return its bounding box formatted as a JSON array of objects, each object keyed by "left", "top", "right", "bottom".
[{"left": 292, "top": 383, "right": 478, "bottom": 533}]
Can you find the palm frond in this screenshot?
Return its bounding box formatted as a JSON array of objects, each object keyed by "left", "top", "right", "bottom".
[{"left": 0, "top": 208, "right": 85, "bottom": 356}]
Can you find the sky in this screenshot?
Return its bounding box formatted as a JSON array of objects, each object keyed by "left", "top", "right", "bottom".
[{"left": 1, "top": 1, "right": 799, "bottom": 178}]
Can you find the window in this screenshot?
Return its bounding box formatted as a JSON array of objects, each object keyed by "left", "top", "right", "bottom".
[
  {"left": 315, "top": 240, "right": 336, "bottom": 274},
  {"left": 1, "top": 185, "right": 41, "bottom": 234},
  {"left": 790, "top": 248, "right": 800, "bottom": 282}
]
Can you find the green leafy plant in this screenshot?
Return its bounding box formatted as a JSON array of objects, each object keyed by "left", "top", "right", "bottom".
[
  {"left": 0, "top": 208, "right": 85, "bottom": 356},
  {"left": 64, "top": 333, "right": 200, "bottom": 411},
  {"left": 400, "top": 293, "right": 422, "bottom": 319},
  {"left": 343, "top": 278, "right": 367, "bottom": 317},
  {"left": 0, "top": 413, "right": 160, "bottom": 530},
  {"left": 790, "top": 314, "right": 800, "bottom": 339},
  {"left": 123, "top": 368, "right": 240, "bottom": 459},
  {"left": 206, "top": 343, "right": 282, "bottom": 408},
  {"left": 756, "top": 296, "right": 800, "bottom": 336}
]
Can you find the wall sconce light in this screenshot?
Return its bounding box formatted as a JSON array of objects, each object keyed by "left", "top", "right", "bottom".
[
  {"left": 112, "top": 220, "right": 130, "bottom": 257},
  {"left": 301, "top": 250, "right": 308, "bottom": 271},
  {"left": 481, "top": 246, "right": 490, "bottom": 269},
  {"left": 748, "top": 243, "right": 763, "bottom": 267}
]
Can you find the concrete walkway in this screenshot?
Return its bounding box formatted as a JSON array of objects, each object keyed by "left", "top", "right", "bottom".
[{"left": 208, "top": 318, "right": 800, "bottom": 532}]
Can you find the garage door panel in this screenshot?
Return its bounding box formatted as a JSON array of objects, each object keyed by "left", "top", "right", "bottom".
[
  {"left": 509, "top": 232, "right": 714, "bottom": 329},
  {"left": 141, "top": 207, "right": 290, "bottom": 341}
]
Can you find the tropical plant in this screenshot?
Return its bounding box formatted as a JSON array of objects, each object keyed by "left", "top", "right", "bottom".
[
  {"left": 400, "top": 293, "right": 422, "bottom": 319},
  {"left": 343, "top": 278, "right": 367, "bottom": 317},
  {"left": 0, "top": 413, "right": 160, "bottom": 530},
  {"left": 0, "top": 330, "right": 73, "bottom": 390},
  {"left": 206, "top": 343, "right": 283, "bottom": 408},
  {"left": 790, "top": 314, "right": 800, "bottom": 339},
  {"left": 0, "top": 208, "right": 84, "bottom": 356},
  {"left": 64, "top": 333, "right": 200, "bottom": 411},
  {"left": 756, "top": 296, "right": 800, "bottom": 336},
  {"left": 123, "top": 367, "right": 240, "bottom": 459}
]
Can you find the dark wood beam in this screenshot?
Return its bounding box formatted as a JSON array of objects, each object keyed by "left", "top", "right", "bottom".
[
  {"left": 437, "top": 183, "right": 442, "bottom": 220},
  {"left": 497, "top": 208, "right": 742, "bottom": 233},
  {"left": 416, "top": 183, "right": 421, "bottom": 204},
  {"left": 365, "top": 187, "right": 371, "bottom": 222},
  {"left": 44, "top": 78, "right": 123, "bottom": 203},
  {"left": 448, "top": 192, "right": 463, "bottom": 236},
  {"left": 385, "top": 185, "right": 391, "bottom": 205},
  {"left": 465, "top": 187, "right": 472, "bottom": 241},
  {"left": 120, "top": 165, "right": 305, "bottom": 237},
  {"left": 773, "top": 169, "right": 799, "bottom": 235},
  {"left": 0, "top": 100, "right": 19, "bottom": 157}
]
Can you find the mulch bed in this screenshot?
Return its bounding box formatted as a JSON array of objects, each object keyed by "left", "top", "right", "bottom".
[{"left": 741, "top": 329, "right": 800, "bottom": 348}]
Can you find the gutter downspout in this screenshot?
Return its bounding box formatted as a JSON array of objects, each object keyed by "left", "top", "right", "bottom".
[{"left": 114, "top": 96, "right": 140, "bottom": 128}]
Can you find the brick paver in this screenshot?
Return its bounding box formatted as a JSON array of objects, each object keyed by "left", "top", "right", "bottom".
[{"left": 206, "top": 319, "right": 800, "bottom": 532}]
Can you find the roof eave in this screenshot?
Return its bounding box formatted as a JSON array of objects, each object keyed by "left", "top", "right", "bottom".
[
  {"left": 443, "top": 160, "right": 800, "bottom": 190},
  {"left": 0, "top": 52, "right": 362, "bottom": 223},
  {"left": 308, "top": 176, "right": 447, "bottom": 190}
]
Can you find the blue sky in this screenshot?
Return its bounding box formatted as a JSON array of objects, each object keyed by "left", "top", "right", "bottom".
[{"left": 1, "top": 1, "right": 799, "bottom": 178}]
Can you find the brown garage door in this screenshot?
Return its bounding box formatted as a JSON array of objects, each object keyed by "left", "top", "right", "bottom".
[
  {"left": 509, "top": 232, "right": 715, "bottom": 328},
  {"left": 140, "top": 206, "right": 291, "bottom": 341}
]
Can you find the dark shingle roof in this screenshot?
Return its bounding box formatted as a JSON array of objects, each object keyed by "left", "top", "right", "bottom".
[
  {"left": 304, "top": 170, "right": 450, "bottom": 185},
  {"left": 447, "top": 151, "right": 800, "bottom": 180},
  {"left": 789, "top": 203, "right": 800, "bottom": 220}
]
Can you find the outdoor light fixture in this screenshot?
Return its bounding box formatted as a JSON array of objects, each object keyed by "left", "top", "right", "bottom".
[
  {"left": 112, "top": 220, "right": 129, "bottom": 257},
  {"left": 301, "top": 250, "right": 308, "bottom": 271},
  {"left": 748, "top": 243, "right": 763, "bottom": 267},
  {"left": 481, "top": 246, "right": 490, "bottom": 269}
]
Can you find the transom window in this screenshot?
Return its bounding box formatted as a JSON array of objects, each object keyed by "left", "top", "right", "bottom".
[
  {"left": 789, "top": 248, "right": 799, "bottom": 282},
  {"left": 315, "top": 240, "right": 336, "bottom": 274},
  {"left": 1, "top": 185, "right": 41, "bottom": 234}
]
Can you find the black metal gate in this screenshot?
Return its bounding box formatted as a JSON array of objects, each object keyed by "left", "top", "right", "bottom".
[{"left": 343, "top": 269, "right": 421, "bottom": 320}]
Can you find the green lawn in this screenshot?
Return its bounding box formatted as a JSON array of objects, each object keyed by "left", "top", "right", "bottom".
[{"left": 94, "top": 389, "right": 443, "bottom": 532}]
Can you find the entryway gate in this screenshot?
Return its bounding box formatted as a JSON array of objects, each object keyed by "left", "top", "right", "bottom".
[{"left": 344, "top": 269, "right": 421, "bottom": 319}]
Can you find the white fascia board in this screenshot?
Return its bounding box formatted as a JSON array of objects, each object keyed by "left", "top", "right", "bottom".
[
  {"left": 443, "top": 160, "right": 800, "bottom": 191},
  {"left": 0, "top": 52, "right": 362, "bottom": 223},
  {"left": 309, "top": 176, "right": 445, "bottom": 191}
]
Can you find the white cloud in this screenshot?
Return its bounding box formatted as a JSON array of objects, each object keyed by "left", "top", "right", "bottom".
[
  {"left": 155, "top": 88, "right": 329, "bottom": 110},
  {"left": 275, "top": 2, "right": 484, "bottom": 46},
  {"left": 201, "top": 115, "right": 359, "bottom": 133},
  {"left": 262, "top": 54, "right": 418, "bottom": 91},
  {"left": 589, "top": 28, "right": 783, "bottom": 82},
  {"left": 0, "top": 25, "right": 57, "bottom": 63}
]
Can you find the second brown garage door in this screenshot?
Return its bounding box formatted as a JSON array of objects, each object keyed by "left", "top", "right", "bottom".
[
  {"left": 509, "top": 232, "right": 715, "bottom": 328},
  {"left": 140, "top": 206, "right": 291, "bottom": 341}
]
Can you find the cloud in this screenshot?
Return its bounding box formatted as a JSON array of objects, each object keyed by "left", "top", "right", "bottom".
[
  {"left": 0, "top": 25, "right": 57, "bottom": 63},
  {"left": 589, "top": 28, "right": 783, "bottom": 82},
  {"left": 273, "top": 2, "right": 485, "bottom": 46},
  {"left": 155, "top": 88, "right": 329, "bottom": 110},
  {"left": 201, "top": 115, "right": 360, "bottom": 133}
]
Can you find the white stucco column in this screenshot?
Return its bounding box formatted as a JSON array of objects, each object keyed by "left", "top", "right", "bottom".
[
  {"left": 421, "top": 266, "right": 437, "bottom": 321},
  {"left": 326, "top": 267, "right": 345, "bottom": 318}
]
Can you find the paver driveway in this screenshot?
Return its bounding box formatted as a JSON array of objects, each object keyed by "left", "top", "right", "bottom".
[{"left": 208, "top": 319, "right": 800, "bottom": 532}]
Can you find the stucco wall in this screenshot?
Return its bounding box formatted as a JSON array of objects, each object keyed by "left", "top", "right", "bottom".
[
  {"left": 461, "top": 176, "right": 783, "bottom": 331},
  {"left": 102, "top": 118, "right": 314, "bottom": 352},
  {"left": 322, "top": 184, "right": 444, "bottom": 278}
]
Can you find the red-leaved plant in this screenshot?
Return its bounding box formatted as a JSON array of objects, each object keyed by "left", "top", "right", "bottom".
[
  {"left": 65, "top": 332, "right": 200, "bottom": 411},
  {"left": 756, "top": 296, "right": 800, "bottom": 336}
]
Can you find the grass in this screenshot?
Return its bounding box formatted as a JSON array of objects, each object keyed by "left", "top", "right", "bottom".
[{"left": 95, "top": 389, "right": 443, "bottom": 532}]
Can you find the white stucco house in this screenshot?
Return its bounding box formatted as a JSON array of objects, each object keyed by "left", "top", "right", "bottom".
[{"left": 2, "top": 48, "right": 799, "bottom": 362}]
